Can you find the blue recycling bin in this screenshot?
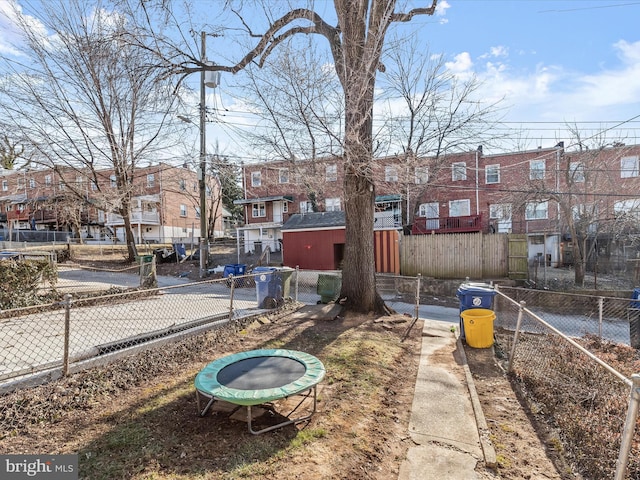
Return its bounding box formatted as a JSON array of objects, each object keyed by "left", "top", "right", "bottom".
[
  {"left": 456, "top": 282, "right": 496, "bottom": 340},
  {"left": 254, "top": 266, "right": 281, "bottom": 308},
  {"left": 223, "top": 264, "right": 246, "bottom": 287},
  {"left": 631, "top": 288, "right": 640, "bottom": 309}
]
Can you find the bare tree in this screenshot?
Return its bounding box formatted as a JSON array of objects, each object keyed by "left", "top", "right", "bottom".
[
  {"left": 0, "top": 135, "right": 27, "bottom": 170},
  {"left": 505, "top": 126, "right": 638, "bottom": 286},
  {"left": 0, "top": 0, "right": 181, "bottom": 261},
  {"left": 376, "top": 36, "right": 504, "bottom": 226},
  {"left": 134, "top": 0, "right": 441, "bottom": 313}
]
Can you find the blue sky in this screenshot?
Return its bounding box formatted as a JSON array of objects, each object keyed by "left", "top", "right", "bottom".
[
  {"left": 1, "top": 0, "right": 640, "bottom": 157},
  {"left": 423, "top": 1, "right": 640, "bottom": 147}
]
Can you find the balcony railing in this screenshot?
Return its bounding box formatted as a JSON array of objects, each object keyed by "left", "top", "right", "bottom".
[
  {"left": 411, "top": 214, "right": 483, "bottom": 234},
  {"left": 107, "top": 210, "right": 160, "bottom": 226},
  {"left": 6, "top": 208, "right": 32, "bottom": 221},
  {"left": 374, "top": 212, "right": 402, "bottom": 230}
]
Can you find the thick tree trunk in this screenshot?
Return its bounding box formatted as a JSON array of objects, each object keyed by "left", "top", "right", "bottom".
[
  {"left": 339, "top": 82, "right": 387, "bottom": 313},
  {"left": 120, "top": 203, "right": 138, "bottom": 262},
  {"left": 341, "top": 166, "right": 386, "bottom": 313},
  {"left": 574, "top": 237, "right": 586, "bottom": 287}
]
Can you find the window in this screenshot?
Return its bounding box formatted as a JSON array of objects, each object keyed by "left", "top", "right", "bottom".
[
  {"left": 252, "top": 202, "right": 266, "bottom": 218},
  {"left": 1, "top": 180, "right": 7, "bottom": 191},
  {"left": 614, "top": 198, "right": 640, "bottom": 217},
  {"left": 110, "top": 175, "right": 117, "bottom": 187},
  {"left": 415, "top": 166, "right": 429, "bottom": 185},
  {"left": 17, "top": 177, "right": 24, "bottom": 188},
  {"left": 449, "top": 199, "right": 470, "bottom": 217},
  {"left": 45, "top": 175, "right": 51, "bottom": 186},
  {"left": 91, "top": 181, "right": 98, "bottom": 191},
  {"left": 75, "top": 176, "right": 83, "bottom": 187},
  {"left": 621, "top": 156, "right": 639, "bottom": 178},
  {"left": 326, "top": 164, "right": 337, "bottom": 182},
  {"left": 418, "top": 202, "right": 439, "bottom": 218},
  {"left": 485, "top": 164, "right": 500, "bottom": 184},
  {"left": 29, "top": 178, "right": 35, "bottom": 189},
  {"left": 326, "top": 198, "right": 341, "bottom": 212},
  {"left": 300, "top": 201, "right": 313, "bottom": 213},
  {"left": 179, "top": 204, "right": 187, "bottom": 217},
  {"left": 569, "top": 162, "right": 585, "bottom": 183},
  {"left": 572, "top": 204, "right": 597, "bottom": 232},
  {"left": 385, "top": 166, "right": 398, "bottom": 182},
  {"left": 452, "top": 162, "right": 467, "bottom": 181},
  {"left": 525, "top": 201, "right": 549, "bottom": 220},
  {"left": 195, "top": 206, "right": 201, "bottom": 218},
  {"left": 147, "top": 174, "right": 155, "bottom": 187},
  {"left": 179, "top": 179, "right": 186, "bottom": 191},
  {"left": 489, "top": 203, "right": 512, "bottom": 220},
  {"left": 251, "top": 171, "right": 261, "bottom": 187},
  {"left": 58, "top": 180, "right": 65, "bottom": 191},
  {"left": 279, "top": 168, "right": 289, "bottom": 184},
  {"left": 530, "top": 160, "right": 545, "bottom": 180}
]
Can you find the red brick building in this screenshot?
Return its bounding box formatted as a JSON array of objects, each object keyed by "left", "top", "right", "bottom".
[
  {"left": 237, "top": 143, "right": 640, "bottom": 267},
  {"left": 0, "top": 163, "right": 223, "bottom": 244}
]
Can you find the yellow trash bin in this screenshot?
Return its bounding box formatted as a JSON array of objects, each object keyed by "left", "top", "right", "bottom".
[{"left": 460, "top": 308, "right": 496, "bottom": 348}]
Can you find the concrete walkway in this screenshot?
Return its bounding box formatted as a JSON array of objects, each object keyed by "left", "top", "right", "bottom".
[{"left": 399, "top": 319, "right": 496, "bottom": 480}]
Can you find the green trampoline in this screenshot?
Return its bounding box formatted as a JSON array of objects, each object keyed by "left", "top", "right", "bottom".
[{"left": 194, "top": 349, "right": 325, "bottom": 434}]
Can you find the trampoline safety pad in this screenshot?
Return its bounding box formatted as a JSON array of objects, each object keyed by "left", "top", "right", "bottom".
[{"left": 194, "top": 349, "right": 326, "bottom": 434}]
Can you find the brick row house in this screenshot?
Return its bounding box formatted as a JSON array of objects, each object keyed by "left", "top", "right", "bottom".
[
  {"left": 237, "top": 143, "right": 640, "bottom": 269},
  {"left": 0, "top": 163, "right": 223, "bottom": 244}
]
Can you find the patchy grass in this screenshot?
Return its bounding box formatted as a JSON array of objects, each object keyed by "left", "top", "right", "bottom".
[{"left": 0, "top": 310, "right": 421, "bottom": 480}]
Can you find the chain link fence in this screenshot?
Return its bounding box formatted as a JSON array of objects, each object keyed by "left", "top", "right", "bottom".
[
  {"left": 1, "top": 269, "right": 433, "bottom": 390},
  {"left": 494, "top": 286, "right": 640, "bottom": 479},
  {"left": 5, "top": 263, "right": 640, "bottom": 478}
]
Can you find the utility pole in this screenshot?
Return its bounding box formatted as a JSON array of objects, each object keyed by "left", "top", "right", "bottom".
[{"left": 199, "top": 31, "right": 208, "bottom": 278}]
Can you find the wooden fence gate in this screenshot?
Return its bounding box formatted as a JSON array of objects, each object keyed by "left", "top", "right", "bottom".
[{"left": 400, "top": 232, "right": 511, "bottom": 279}]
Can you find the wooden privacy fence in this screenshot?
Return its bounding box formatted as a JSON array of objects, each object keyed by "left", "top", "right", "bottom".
[{"left": 400, "top": 232, "right": 511, "bottom": 279}]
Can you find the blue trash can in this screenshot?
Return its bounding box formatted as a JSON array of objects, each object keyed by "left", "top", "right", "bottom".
[
  {"left": 630, "top": 288, "right": 640, "bottom": 348},
  {"left": 223, "top": 264, "right": 246, "bottom": 287},
  {"left": 254, "top": 266, "right": 280, "bottom": 308},
  {"left": 456, "top": 283, "right": 496, "bottom": 340}
]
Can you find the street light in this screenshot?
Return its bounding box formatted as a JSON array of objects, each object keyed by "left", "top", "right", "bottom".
[{"left": 179, "top": 32, "right": 221, "bottom": 278}]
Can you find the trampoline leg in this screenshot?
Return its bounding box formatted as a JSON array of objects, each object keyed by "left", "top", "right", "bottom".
[
  {"left": 246, "top": 386, "right": 319, "bottom": 435},
  {"left": 196, "top": 390, "right": 216, "bottom": 417}
]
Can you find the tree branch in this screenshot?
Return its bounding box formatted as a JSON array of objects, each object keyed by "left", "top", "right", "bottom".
[{"left": 390, "top": 1, "right": 439, "bottom": 23}]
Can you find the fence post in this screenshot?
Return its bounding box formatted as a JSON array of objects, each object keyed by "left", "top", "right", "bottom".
[
  {"left": 401, "top": 274, "right": 422, "bottom": 342},
  {"left": 228, "top": 275, "right": 235, "bottom": 321},
  {"left": 414, "top": 273, "right": 422, "bottom": 320},
  {"left": 62, "top": 293, "right": 72, "bottom": 377},
  {"left": 295, "top": 266, "right": 299, "bottom": 302},
  {"left": 614, "top": 373, "right": 640, "bottom": 480},
  {"left": 598, "top": 297, "right": 604, "bottom": 339},
  {"left": 508, "top": 301, "right": 526, "bottom": 373}
]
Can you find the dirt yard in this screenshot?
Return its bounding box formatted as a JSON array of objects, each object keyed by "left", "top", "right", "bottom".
[
  {"left": 0, "top": 314, "right": 574, "bottom": 479},
  {"left": 0, "top": 245, "right": 579, "bottom": 478}
]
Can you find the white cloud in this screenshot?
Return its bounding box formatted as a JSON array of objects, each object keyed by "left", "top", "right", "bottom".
[
  {"left": 435, "top": 0, "right": 450, "bottom": 17},
  {"left": 445, "top": 52, "right": 473, "bottom": 74},
  {"left": 0, "top": 0, "right": 48, "bottom": 57},
  {"left": 614, "top": 39, "right": 640, "bottom": 63}
]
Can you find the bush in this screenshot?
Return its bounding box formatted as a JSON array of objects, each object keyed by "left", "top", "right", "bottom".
[{"left": 0, "top": 259, "right": 57, "bottom": 309}]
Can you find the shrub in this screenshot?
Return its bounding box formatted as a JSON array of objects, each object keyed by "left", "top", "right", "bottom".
[{"left": 0, "top": 259, "right": 57, "bottom": 309}]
